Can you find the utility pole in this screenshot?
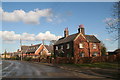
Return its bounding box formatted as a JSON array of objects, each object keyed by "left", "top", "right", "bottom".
[
  {"left": 4, "top": 49, "right": 7, "bottom": 60},
  {"left": 20, "top": 39, "right": 23, "bottom": 61},
  {"left": 42, "top": 39, "right": 45, "bottom": 45}
]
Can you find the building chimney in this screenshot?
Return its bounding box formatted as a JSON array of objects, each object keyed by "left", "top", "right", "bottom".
[
  {"left": 78, "top": 24, "right": 85, "bottom": 35},
  {"left": 64, "top": 27, "right": 69, "bottom": 37}
]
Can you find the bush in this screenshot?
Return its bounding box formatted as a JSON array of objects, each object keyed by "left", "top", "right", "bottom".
[
  {"left": 10, "top": 56, "right": 17, "bottom": 60},
  {"left": 24, "top": 57, "right": 32, "bottom": 61}
]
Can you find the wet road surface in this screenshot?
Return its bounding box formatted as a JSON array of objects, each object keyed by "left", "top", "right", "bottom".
[{"left": 2, "top": 60, "right": 81, "bottom": 78}]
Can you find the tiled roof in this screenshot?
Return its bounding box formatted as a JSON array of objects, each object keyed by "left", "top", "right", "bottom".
[
  {"left": 54, "top": 33, "right": 100, "bottom": 45},
  {"left": 54, "top": 33, "right": 78, "bottom": 45},
  {"left": 44, "top": 45, "right": 53, "bottom": 53},
  {"left": 21, "top": 46, "right": 29, "bottom": 53},
  {"left": 114, "top": 49, "right": 120, "bottom": 53},
  {"left": 85, "top": 35, "right": 100, "bottom": 43},
  {"left": 26, "top": 44, "right": 41, "bottom": 53}
]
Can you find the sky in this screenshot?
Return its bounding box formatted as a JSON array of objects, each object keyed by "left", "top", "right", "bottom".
[{"left": 0, "top": 2, "right": 118, "bottom": 53}]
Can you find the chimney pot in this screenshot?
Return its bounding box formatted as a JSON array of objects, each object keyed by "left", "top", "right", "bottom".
[
  {"left": 78, "top": 24, "right": 85, "bottom": 35},
  {"left": 79, "top": 24, "right": 84, "bottom": 28},
  {"left": 64, "top": 27, "right": 69, "bottom": 37}
]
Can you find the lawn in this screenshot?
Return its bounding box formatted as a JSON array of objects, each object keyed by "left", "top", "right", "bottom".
[
  {"left": 59, "top": 62, "right": 119, "bottom": 79},
  {"left": 74, "top": 62, "right": 119, "bottom": 69},
  {"left": 60, "top": 62, "right": 119, "bottom": 69}
]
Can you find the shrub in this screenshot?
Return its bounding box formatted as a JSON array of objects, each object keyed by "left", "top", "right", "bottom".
[{"left": 24, "top": 57, "right": 32, "bottom": 61}]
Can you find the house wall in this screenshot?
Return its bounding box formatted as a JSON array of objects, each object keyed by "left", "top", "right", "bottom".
[
  {"left": 89, "top": 42, "right": 101, "bottom": 57},
  {"left": 73, "top": 34, "right": 101, "bottom": 63},
  {"left": 35, "top": 45, "right": 44, "bottom": 55},
  {"left": 74, "top": 34, "right": 89, "bottom": 59},
  {"left": 54, "top": 41, "right": 74, "bottom": 57}
]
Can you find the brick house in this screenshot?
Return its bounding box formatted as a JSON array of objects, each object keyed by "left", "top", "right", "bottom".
[
  {"left": 21, "top": 44, "right": 52, "bottom": 59},
  {"left": 54, "top": 24, "right": 101, "bottom": 60}
]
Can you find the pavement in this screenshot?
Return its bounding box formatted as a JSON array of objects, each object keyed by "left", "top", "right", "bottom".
[{"left": 1, "top": 60, "right": 116, "bottom": 80}]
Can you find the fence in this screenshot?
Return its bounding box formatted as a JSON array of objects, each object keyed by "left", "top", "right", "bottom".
[{"left": 32, "top": 53, "right": 120, "bottom": 64}]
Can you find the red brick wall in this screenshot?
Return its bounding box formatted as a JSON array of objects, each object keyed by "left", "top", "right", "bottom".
[
  {"left": 74, "top": 34, "right": 89, "bottom": 58},
  {"left": 54, "top": 41, "right": 74, "bottom": 57},
  {"left": 89, "top": 42, "right": 101, "bottom": 57},
  {"left": 73, "top": 34, "right": 101, "bottom": 63}
]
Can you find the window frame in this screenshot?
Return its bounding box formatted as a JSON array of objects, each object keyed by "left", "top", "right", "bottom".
[
  {"left": 79, "top": 43, "right": 84, "bottom": 48},
  {"left": 61, "top": 45, "right": 63, "bottom": 49},
  {"left": 79, "top": 52, "right": 84, "bottom": 57},
  {"left": 67, "top": 43, "right": 70, "bottom": 49},
  {"left": 92, "top": 52, "right": 98, "bottom": 57},
  {"left": 93, "top": 43, "right": 97, "bottom": 49},
  {"left": 56, "top": 46, "right": 58, "bottom": 50}
]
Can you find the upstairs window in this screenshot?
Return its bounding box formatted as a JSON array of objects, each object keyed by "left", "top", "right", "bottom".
[
  {"left": 56, "top": 46, "right": 58, "bottom": 50},
  {"left": 79, "top": 43, "right": 84, "bottom": 48},
  {"left": 93, "top": 43, "right": 97, "bottom": 49},
  {"left": 67, "top": 44, "right": 70, "bottom": 49},
  {"left": 61, "top": 45, "right": 63, "bottom": 49}
]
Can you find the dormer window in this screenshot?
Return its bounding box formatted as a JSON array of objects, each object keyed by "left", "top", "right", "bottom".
[
  {"left": 56, "top": 46, "right": 58, "bottom": 50},
  {"left": 67, "top": 44, "right": 70, "bottom": 49},
  {"left": 61, "top": 45, "right": 63, "bottom": 49},
  {"left": 93, "top": 43, "right": 97, "bottom": 49},
  {"left": 79, "top": 43, "right": 84, "bottom": 48}
]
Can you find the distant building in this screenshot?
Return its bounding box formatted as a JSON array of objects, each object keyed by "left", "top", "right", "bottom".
[
  {"left": 54, "top": 24, "right": 101, "bottom": 60},
  {"left": 107, "top": 49, "right": 120, "bottom": 55},
  {"left": 21, "top": 44, "right": 53, "bottom": 59},
  {"left": 1, "top": 51, "right": 14, "bottom": 59}
]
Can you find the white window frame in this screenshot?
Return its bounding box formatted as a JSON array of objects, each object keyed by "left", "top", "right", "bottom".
[
  {"left": 93, "top": 43, "right": 97, "bottom": 49},
  {"left": 92, "top": 52, "right": 98, "bottom": 57},
  {"left": 61, "top": 45, "right": 63, "bottom": 49},
  {"left": 80, "top": 53, "right": 84, "bottom": 57},
  {"left": 67, "top": 44, "right": 70, "bottom": 49},
  {"left": 56, "top": 46, "right": 58, "bottom": 50},
  {"left": 79, "top": 43, "right": 84, "bottom": 48}
]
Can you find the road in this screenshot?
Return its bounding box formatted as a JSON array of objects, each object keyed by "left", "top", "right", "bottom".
[
  {"left": 2, "top": 60, "right": 112, "bottom": 80},
  {"left": 2, "top": 60, "right": 85, "bottom": 79}
]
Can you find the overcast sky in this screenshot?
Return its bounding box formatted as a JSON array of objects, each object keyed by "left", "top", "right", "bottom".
[{"left": 0, "top": 2, "right": 118, "bottom": 53}]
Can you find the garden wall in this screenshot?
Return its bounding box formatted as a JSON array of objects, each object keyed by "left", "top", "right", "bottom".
[{"left": 32, "top": 53, "right": 120, "bottom": 64}]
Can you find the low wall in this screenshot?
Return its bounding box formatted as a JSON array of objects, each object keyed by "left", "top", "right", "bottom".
[{"left": 32, "top": 53, "right": 120, "bottom": 64}]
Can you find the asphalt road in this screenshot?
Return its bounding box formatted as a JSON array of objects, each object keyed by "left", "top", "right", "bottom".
[{"left": 2, "top": 60, "right": 82, "bottom": 78}]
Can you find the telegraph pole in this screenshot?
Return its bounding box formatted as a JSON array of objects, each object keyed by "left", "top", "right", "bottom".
[
  {"left": 4, "top": 49, "right": 7, "bottom": 60},
  {"left": 42, "top": 39, "right": 45, "bottom": 45},
  {"left": 20, "top": 39, "right": 23, "bottom": 61}
]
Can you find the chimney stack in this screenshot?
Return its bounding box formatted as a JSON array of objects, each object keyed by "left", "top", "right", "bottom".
[
  {"left": 78, "top": 24, "right": 85, "bottom": 35},
  {"left": 64, "top": 27, "right": 69, "bottom": 37}
]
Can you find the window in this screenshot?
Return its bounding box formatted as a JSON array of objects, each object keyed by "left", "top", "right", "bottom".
[
  {"left": 61, "top": 45, "right": 63, "bottom": 49},
  {"left": 93, "top": 43, "right": 97, "bottom": 49},
  {"left": 67, "top": 44, "right": 70, "bottom": 49},
  {"left": 92, "top": 52, "right": 98, "bottom": 57},
  {"left": 80, "top": 53, "right": 84, "bottom": 57},
  {"left": 79, "top": 43, "right": 84, "bottom": 48},
  {"left": 56, "top": 46, "right": 58, "bottom": 50},
  {"left": 36, "top": 46, "right": 38, "bottom": 49}
]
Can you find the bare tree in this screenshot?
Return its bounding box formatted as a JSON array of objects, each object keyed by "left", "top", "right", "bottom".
[{"left": 105, "top": 2, "right": 120, "bottom": 48}]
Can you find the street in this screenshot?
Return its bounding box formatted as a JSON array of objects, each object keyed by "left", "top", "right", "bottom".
[
  {"left": 2, "top": 60, "right": 112, "bottom": 80},
  {"left": 2, "top": 60, "right": 82, "bottom": 78}
]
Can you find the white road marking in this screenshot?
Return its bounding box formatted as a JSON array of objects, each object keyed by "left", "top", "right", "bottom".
[{"left": 2, "top": 62, "right": 14, "bottom": 71}]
